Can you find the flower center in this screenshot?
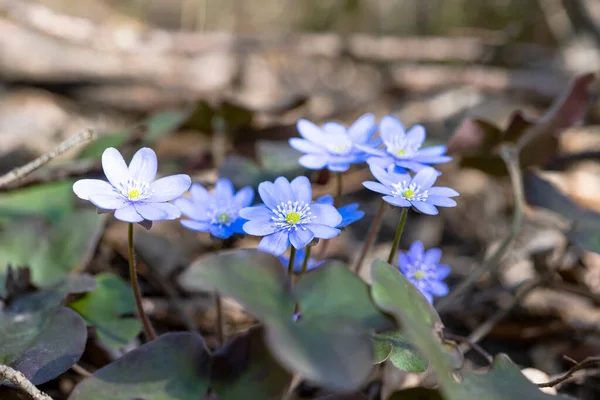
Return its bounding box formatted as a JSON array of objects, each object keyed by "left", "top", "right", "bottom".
[
  {"left": 324, "top": 136, "right": 354, "bottom": 156},
  {"left": 385, "top": 137, "right": 420, "bottom": 159},
  {"left": 217, "top": 213, "right": 230, "bottom": 224},
  {"left": 414, "top": 271, "right": 425, "bottom": 280},
  {"left": 117, "top": 180, "right": 153, "bottom": 202},
  {"left": 128, "top": 189, "right": 141, "bottom": 200},
  {"left": 391, "top": 181, "right": 428, "bottom": 202},
  {"left": 207, "top": 204, "right": 237, "bottom": 226},
  {"left": 272, "top": 201, "right": 316, "bottom": 230}
]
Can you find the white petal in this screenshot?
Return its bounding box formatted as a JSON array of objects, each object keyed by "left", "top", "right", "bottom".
[
  {"left": 128, "top": 147, "right": 157, "bottom": 183},
  {"left": 289, "top": 138, "right": 325, "bottom": 154},
  {"left": 296, "top": 119, "right": 324, "bottom": 143},
  {"left": 102, "top": 147, "right": 129, "bottom": 187},
  {"left": 147, "top": 202, "right": 181, "bottom": 219},
  {"left": 173, "top": 198, "right": 205, "bottom": 220},
  {"left": 348, "top": 113, "right": 377, "bottom": 143},
  {"left": 134, "top": 203, "right": 168, "bottom": 221},
  {"left": 310, "top": 204, "right": 342, "bottom": 227},
  {"left": 114, "top": 205, "right": 143, "bottom": 223},
  {"left": 73, "top": 179, "right": 115, "bottom": 200},
  {"left": 147, "top": 174, "right": 191, "bottom": 202},
  {"left": 89, "top": 194, "right": 128, "bottom": 210}
]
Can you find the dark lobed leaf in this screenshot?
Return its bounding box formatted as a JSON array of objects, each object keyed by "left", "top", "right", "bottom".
[
  {"left": 372, "top": 331, "right": 426, "bottom": 372},
  {"left": 211, "top": 326, "right": 292, "bottom": 400},
  {"left": 68, "top": 333, "right": 211, "bottom": 400}
]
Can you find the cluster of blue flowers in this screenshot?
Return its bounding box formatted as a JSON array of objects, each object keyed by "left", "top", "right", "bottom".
[{"left": 73, "top": 113, "right": 458, "bottom": 304}]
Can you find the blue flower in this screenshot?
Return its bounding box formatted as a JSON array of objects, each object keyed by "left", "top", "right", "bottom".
[
  {"left": 363, "top": 165, "right": 459, "bottom": 215},
  {"left": 239, "top": 176, "right": 342, "bottom": 256},
  {"left": 290, "top": 113, "right": 379, "bottom": 172},
  {"left": 279, "top": 249, "right": 326, "bottom": 274},
  {"left": 398, "top": 241, "right": 451, "bottom": 304},
  {"left": 73, "top": 147, "right": 191, "bottom": 225},
  {"left": 357, "top": 115, "right": 451, "bottom": 173},
  {"left": 315, "top": 195, "right": 365, "bottom": 229},
  {"left": 174, "top": 178, "right": 254, "bottom": 239}
]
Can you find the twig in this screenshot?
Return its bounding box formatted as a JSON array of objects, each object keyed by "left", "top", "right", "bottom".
[
  {"left": 0, "top": 129, "right": 96, "bottom": 188},
  {"left": 537, "top": 356, "right": 600, "bottom": 388},
  {"left": 71, "top": 363, "right": 92, "bottom": 377},
  {"left": 444, "top": 333, "right": 493, "bottom": 364},
  {"left": 0, "top": 364, "right": 53, "bottom": 400},
  {"left": 353, "top": 199, "right": 387, "bottom": 274},
  {"left": 437, "top": 145, "right": 524, "bottom": 311}
]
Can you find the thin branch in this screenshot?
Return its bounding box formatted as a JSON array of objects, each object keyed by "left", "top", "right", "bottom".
[
  {"left": 444, "top": 333, "right": 493, "bottom": 364},
  {"left": 537, "top": 356, "right": 600, "bottom": 388},
  {"left": 437, "top": 145, "right": 524, "bottom": 311},
  {"left": 353, "top": 199, "right": 387, "bottom": 274},
  {"left": 0, "top": 129, "right": 96, "bottom": 188},
  {"left": 0, "top": 364, "right": 53, "bottom": 400}
]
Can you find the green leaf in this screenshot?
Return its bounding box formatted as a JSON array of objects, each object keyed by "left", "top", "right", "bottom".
[
  {"left": 296, "top": 261, "right": 394, "bottom": 331},
  {"left": 180, "top": 249, "right": 375, "bottom": 391},
  {"left": 68, "top": 332, "right": 211, "bottom": 400},
  {"left": 144, "top": 110, "right": 188, "bottom": 143},
  {"left": 77, "top": 133, "right": 127, "bottom": 160},
  {"left": 69, "top": 273, "right": 142, "bottom": 349},
  {"left": 211, "top": 326, "right": 292, "bottom": 400},
  {"left": 0, "top": 181, "right": 74, "bottom": 222},
  {"left": 370, "top": 260, "right": 570, "bottom": 400},
  {"left": 387, "top": 388, "right": 444, "bottom": 400},
  {"left": 372, "top": 331, "right": 426, "bottom": 372}
]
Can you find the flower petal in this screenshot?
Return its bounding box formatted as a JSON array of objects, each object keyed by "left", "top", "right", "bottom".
[
  {"left": 316, "top": 194, "right": 334, "bottom": 205},
  {"left": 173, "top": 198, "right": 206, "bottom": 220},
  {"left": 369, "top": 164, "right": 395, "bottom": 186},
  {"left": 423, "top": 248, "right": 442, "bottom": 265},
  {"left": 327, "top": 162, "right": 351, "bottom": 172},
  {"left": 89, "top": 194, "right": 128, "bottom": 210},
  {"left": 436, "top": 264, "right": 451, "bottom": 279},
  {"left": 398, "top": 253, "right": 411, "bottom": 272},
  {"left": 114, "top": 204, "right": 143, "bottom": 223},
  {"left": 427, "top": 196, "right": 457, "bottom": 207},
  {"left": 411, "top": 201, "right": 438, "bottom": 215},
  {"left": 322, "top": 122, "right": 347, "bottom": 136},
  {"left": 190, "top": 183, "right": 211, "bottom": 203},
  {"left": 306, "top": 224, "right": 340, "bottom": 239},
  {"left": 239, "top": 205, "right": 272, "bottom": 220},
  {"left": 337, "top": 204, "right": 364, "bottom": 228},
  {"left": 412, "top": 154, "right": 453, "bottom": 164},
  {"left": 310, "top": 204, "right": 342, "bottom": 227},
  {"left": 428, "top": 187, "right": 459, "bottom": 197},
  {"left": 258, "top": 181, "right": 284, "bottom": 210},
  {"left": 73, "top": 179, "right": 115, "bottom": 200},
  {"left": 415, "top": 145, "right": 448, "bottom": 157},
  {"left": 209, "top": 225, "right": 235, "bottom": 239},
  {"left": 243, "top": 218, "right": 278, "bottom": 236},
  {"left": 289, "top": 138, "right": 326, "bottom": 154},
  {"left": 421, "top": 291, "right": 434, "bottom": 304},
  {"left": 148, "top": 202, "right": 182, "bottom": 219},
  {"left": 214, "top": 178, "right": 234, "bottom": 202},
  {"left": 363, "top": 181, "right": 392, "bottom": 195},
  {"left": 290, "top": 176, "right": 312, "bottom": 204},
  {"left": 134, "top": 203, "right": 168, "bottom": 221},
  {"left": 394, "top": 160, "right": 436, "bottom": 173},
  {"left": 102, "top": 147, "right": 129, "bottom": 187},
  {"left": 408, "top": 241, "right": 424, "bottom": 260},
  {"left": 290, "top": 228, "right": 315, "bottom": 249},
  {"left": 406, "top": 125, "right": 426, "bottom": 148},
  {"left": 258, "top": 231, "right": 290, "bottom": 256},
  {"left": 380, "top": 115, "right": 405, "bottom": 144},
  {"left": 299, "top": 154, "right": 328, "bottom": 170},
  {"left": 382, "top": 196, "right": 411, "bottom": 208},
  {"left": 348, "top": 113, "right": 377, "bottom": 143},
  {"left": 274, "top": 176, "right": 294, "bottom": 202},
  {"left": 128, "top": 147, "right": 157, "bottom": 183},
  {"left": 234, "top": 186, "right": 255, "bottom": 208},
  {"left": 181, "top": 220, "right": 212, "bottom": 232},
  {"left": 411, "top": 167, "right": 438, "bottom": 190},
  {"left": 355, "top": 144, "right": 386, "bottom": 156},
  {"left": 297, "top": 119, "right": 324, "bottom": 143},
  {"left": 366, "top": 155, "right": 396, "bottom": 170},
  {"left": 147, "top": 174, "right": 191, "bottom": 202},
  {"left": 428, "top": 281, "right": 449, "bottom": 297}
]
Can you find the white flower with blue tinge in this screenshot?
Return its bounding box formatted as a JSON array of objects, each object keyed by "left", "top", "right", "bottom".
[
  {"left": 357, "top": 115, "right": 451, "bottom": 173},
  {"left": 290, "top": 114, "right": 379, "bottom": 172}
]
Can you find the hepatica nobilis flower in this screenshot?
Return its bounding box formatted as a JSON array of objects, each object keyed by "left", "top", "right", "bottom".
[
  {"left": 279, "top": 249, "right": 326, "bottom": 274},
  {"left": 315, "top": 194, "right": 364, "bottom": 229},
  {"left": 363, "top": 165, "right": 458, "bottom": 215},
  {"left": 239, "top": 176, "right": 342, "bottom": 256},
  {"left": 73, "top": 147, "right": 191, "bottom": 225},
  {"left": 290, "top": 113, "right": 379, "bottom": 172},
  {"left": 398, "top": 241, "right": 450, "bottom": 304},
  {"left": 358, "top": 115, "right": 451, "bottom": 173},
  {"left": 174, "top": 178, "right": 254, "bottom": 239}
]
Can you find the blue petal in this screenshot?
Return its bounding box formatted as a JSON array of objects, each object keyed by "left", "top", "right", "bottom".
[
  {"left": 290, "top": 176, "right": 312, "bottom": 204},
  {"left": 355, "top": 144, "right": 386, "bottom": 156},
  {"left": 181, "top": 220, "right": 212, "bottom": 232},
  {"left": 299, "top": 154, "right": 328, "bottom": 170},
  {"left": 73, "top": 179, "right": 115, "bottom": 200},
  {"left": 290, "top": 228, "right": 315, "bottom": 249},
  {"left": 289, "top": 138, "right": 325, "bottom": 154},
  {"left": 310, "top": 204, "right": 342, "bottom": 227},
  {"left": 239, "top": 205, "right": 272, "bottom": 219},
  {"left": 348, "top": 113, "right": 377, "bottom": 144},
  {"left": 398, "top": 253, "right": 411, "bottom": 273},
  {"left": 114, "top": 204, "right": 143, "bottom": 223},
  {"left": 214, "top": 178, "right": 234, "bottom": 203},
  {"left": 274, "top": 176, "right": 294, "bottom": 202},
  {"left": 428, "top": 187, "right": 459, "bottom": 197},
  {"left": 134, "top": 203, "right": 168, "bottom": 220},
  {"left": 190, "top": 183, "right": 211, "bottom": 203},
  {"left": 416, "top": 145, "right": 447, "bottom": 157},
  {"left": 337, "top": 204, "right": 364, "bottom": 228},
  {"left": 306, "top": 224, "right": 340, "bottom": 239},
  {"left": 380, "top": 115, "right": 406, "bottom": 143},
  {"left": 382, "top": 196, "right": 411, "bottom": 208},
  {"left": 427, "top": 196, "right": 457, "bottom": 207},
  {"left": 102, "top": 147, "right": 129, "bottom": 187},
  {"left": 209, "top": 224, "right": 235, "bottom": 239},
  {"left": 173, "top": 198, "right": 206, "bottom": 220},
  {"left": 408, "top": 241, "right": 424, "bottom": 260},
  {"left": 316, "top": 194, "right": 334, "bottom": 205},
  {"left": 366, "top": 155, "right": 396, "bottom": 169},
  {"left": 411, "top": 168, "right": 438, "bottom": 190},
  {"left": 405, "top": 125, "right": 426, "bottom": 148},
  {"left": 412, "top": 154, "right": 453, "bottom": 164},
  {"left": 327, "top": 162, "right": 351, "bottom": 172},
  {"left": 436, "top": 264, "right": 451, "bottom": 279},
  {"left": 243, "top": 218, "right": 278, "bottom": 236},
  {"left": 428, "top": 281, "right": 449, "bottom": 297},
  {"left": 258, "top": 181, "right": 285, "bottom": 209},
  {"left": 128, "top": 147, "right": 157, "bottom": 183},
  {"left": 234, "top": 186, "right": 255, "bottom": 208},
  {"left": 230, "top": 218, "right": 246, "bottom": 234},
  {"left": 411, "top": 201, "right": 438, "bottom": 215},
  {"left": 89, "top": 194, "right": 128, "bottom": 210},
  {"left": 258, "top": 231, "right": 290, "bottom": 256},
  {"left": 369, "top": 164, "right": 395, "bottom": 186},
  {"left": 394, "top": 160, "right": 436, "bottom": 173},
  {"left": 147, "top": 174, "right": 191, "bottom": 202},
  {"left": 297, "top": 119, "right": 324, "bottom": 143},
  {"left": 363, "top": 181, "right": 392, "bottom": 195},
  {"left": 322, "top": 122, "right": 347, "bottom": 135},
  {"left": 421, "top": 291, "right": 434, "bottom": 304},
  {"left": 423, "top": 248, "right": 442, "bottom": 265}
]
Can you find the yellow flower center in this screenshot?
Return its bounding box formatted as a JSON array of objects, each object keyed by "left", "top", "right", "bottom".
[
  {"left": 285, "top": 212, "right": 301, "bottom": 225},
  {"left": 402, "top": 189, "right": 415, "bottom": 200},
  {"left": 414, "top": 271, "right": 425, "bottom": 280},
  {"left": 396, "top": 149, "right": 406, "bottom": 157},
  {"left": 128, "top": 189, "right": 141, "bottom": 200},
  {"left": 217, "top": 213, "right": 230, "bottom": 224}
]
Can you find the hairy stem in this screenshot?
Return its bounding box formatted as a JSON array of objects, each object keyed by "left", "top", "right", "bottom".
[
  {"left": 300, "top": 246, "right": 312, "bottom": 278},
  {"left": 353, "top": 199, "right": 387, "bottom": 274},
  {"left": 128, "top": 223, "right": 157, "bottom": 341},
  {"left": 387, "top": 208, "right": 408, "bottom": 264},
  {"left": 335, "top": 172, "right": 343, "bottom": 206},
  {"left": 0, "top": 364, "right": 53, "bottom": 400},
  {"left": 287, "top": 247, "right": 297, "bottom": 276},
  {"left": 214, "top": 241, "right": 225, "bottom": 347}
]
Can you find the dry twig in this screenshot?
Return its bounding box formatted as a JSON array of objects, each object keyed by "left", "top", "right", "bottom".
[
  {"left": 0, "top": 364, "right": 53, "bottom": 400},
  {"left": 537, "top": 356, "right": 600, "bottom": 388}
]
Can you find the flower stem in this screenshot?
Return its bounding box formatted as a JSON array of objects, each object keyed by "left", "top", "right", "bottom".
[
  {"left": 127, "top": 223, "right": 157, "bottom": 341},
  {"left": 335, "top": 172, "right": 343, "bottom": 206},
  {"left": 299, "top": 246, "right": 312, "bottom": 279},
  {"left": 387, "top": 208, "right": 408, "bottom": 264},
  {"left": 287, "top": 247, "right": 297, "bottom": 276},
  {"left": 213, "top": 241, "right": 225, "bottom": 347},
  {"left": 353, "top": 199, "right": 387, "bottom": 274}
]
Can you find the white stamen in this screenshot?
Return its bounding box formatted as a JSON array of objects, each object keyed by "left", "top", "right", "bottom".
[
  {"left": 116, "top": 180, "right": 153, "bottom": 201},
  {"left": 323, "top": 135, "right": 354, "bottom": 156},
  {"left": 206, "top": 203, "right": 238, "bottom": 226},
  {"left": 390, "top": 181, "right": 428, "bottom": 201},
  {"left": 385, "top": 136, "right": 421, "bottom": 159},
  {"left": 271, "top": 200, "right": 316, "bottom": 231}
]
